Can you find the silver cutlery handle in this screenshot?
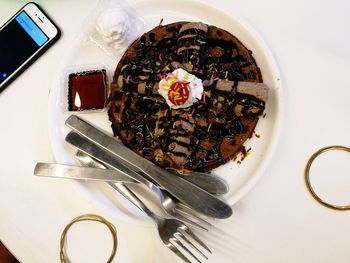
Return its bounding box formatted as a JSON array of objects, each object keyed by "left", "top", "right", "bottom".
[
  {"left": 34, "top": 163, "right": 136, "bottom": 183},
  {"left": 66, "top": 115, "right": 229, "bottom": 196},
  {"left": 74, "top": 152, "right": 156, "bottom": 218},
  {"left": 65, "top": 116, "right": 233, "bottom": 219},
  {"left": 75, "top": 150, "right": 228, "bottom": 195},
  {"left": 66, "top": 130, "right": 232, "bottom": 219},
  {"left": 108, "top": 183, "right": 155, "bottom": 218},
  {"left": 179, "top": 172, "right": 228, "bottom": 196},
  {"left": 66, "top": 131, "right": 164, "bottom": 196},
  {"left": 75, "top": 150, "right": 157, "bottom": 221},
  {"left": 66, "top": 132, "right": 156, "bottom": 188}
]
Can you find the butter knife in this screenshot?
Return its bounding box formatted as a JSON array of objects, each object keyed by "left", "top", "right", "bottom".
[
  {"left": 65, "top": 129, "right": 232, "bottom": 219},
  {"left": 65, "top": 116, "right": 229, "bottom": 196}
]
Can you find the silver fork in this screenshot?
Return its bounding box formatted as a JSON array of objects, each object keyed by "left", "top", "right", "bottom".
[
  {"left": 106, "top": 172, "right": 211, "bottom": 263},
  {"left": 76, "top": 150, "right": 211, "bottom": 230}
]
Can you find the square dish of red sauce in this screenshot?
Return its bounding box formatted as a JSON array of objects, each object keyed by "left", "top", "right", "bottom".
[{"left": 68, "top": 70, "right": 107, "bottom": 111}]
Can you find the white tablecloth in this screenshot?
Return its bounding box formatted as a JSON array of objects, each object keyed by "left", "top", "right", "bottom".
[{"left": 1, "top": 0, "right": 350, "bottom": 262}]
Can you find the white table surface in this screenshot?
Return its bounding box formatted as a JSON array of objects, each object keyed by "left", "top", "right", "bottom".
[{"left": 1, "top": 0, "right": 350, "bottom": 262}]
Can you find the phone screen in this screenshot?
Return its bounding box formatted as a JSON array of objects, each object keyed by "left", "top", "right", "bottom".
[{"left": 0, "top": 10, "right": 49, "bottom": 85}]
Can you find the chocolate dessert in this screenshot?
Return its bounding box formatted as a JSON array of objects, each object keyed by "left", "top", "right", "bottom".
[{"left": 108, "top": 22, "right": 268, "bottom": 172}]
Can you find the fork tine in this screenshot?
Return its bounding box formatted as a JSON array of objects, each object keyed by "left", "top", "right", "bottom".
[
  {"left": 171, "top": 237, "right": 204, "bottom": 263},
  {"left": 176, "top": 231, "right": 208, "bottom": 260},
  {"left": 179, "top": 226, "right": 212, "bottom": 254},
  {"left": 166, "top": 241, "right": 192, "bottom": 263},
  {"left": 175, "top": 202, "right": 212, "bottom": 228}
]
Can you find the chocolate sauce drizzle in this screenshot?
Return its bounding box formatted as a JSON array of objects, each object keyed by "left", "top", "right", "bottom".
[{"left": 109, "top": 22, "right": 264, "bottom": 172}]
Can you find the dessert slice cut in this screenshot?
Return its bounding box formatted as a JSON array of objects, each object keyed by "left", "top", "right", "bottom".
[
  {"left": 176, "top": 22, "right": 208, "bottom": 76},
  {"left": 217, "top": 81, "right": 268, "bottom": 162}
]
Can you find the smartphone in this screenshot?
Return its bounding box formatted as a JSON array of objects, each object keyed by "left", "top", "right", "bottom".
[{"left": 0, "top": 2, "right": 61, "bottom": 92}]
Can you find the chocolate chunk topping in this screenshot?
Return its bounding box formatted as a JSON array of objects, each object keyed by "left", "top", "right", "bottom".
[{"left": 108, "top": 21, "right": 267, "bottom": 172}]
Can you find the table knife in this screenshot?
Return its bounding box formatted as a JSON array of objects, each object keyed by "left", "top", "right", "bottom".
[
  {"left": 65, "top": 123, "right": 232, "bottom": 218},
  {"left": 65, "top": 116, "right": 228, "bottom": 196}
]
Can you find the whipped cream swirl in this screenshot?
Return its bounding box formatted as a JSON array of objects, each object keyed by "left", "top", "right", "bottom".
[
  {"left": 95, "top": 8, "right": 131, "bottom": 49},
  {"left": 158, "top": 68, "right": 204, "bottom": 109}
]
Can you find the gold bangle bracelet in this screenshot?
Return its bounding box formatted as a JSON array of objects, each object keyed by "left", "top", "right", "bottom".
[
  {"left": 60, "top": 214, "right": 118, "bottom": 263},
  {"left": 305, "top": 145, "right": 350, "bottom": 211}
]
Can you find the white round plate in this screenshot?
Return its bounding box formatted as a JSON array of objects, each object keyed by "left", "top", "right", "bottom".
[{"left": 48, "top": 0, "right": 282, "bottom": 222}]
